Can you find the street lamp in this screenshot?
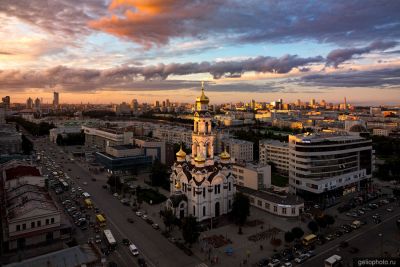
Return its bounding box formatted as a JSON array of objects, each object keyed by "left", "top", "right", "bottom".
[{"left": 378, "top": 233, "right": 383, "bottom": 257}]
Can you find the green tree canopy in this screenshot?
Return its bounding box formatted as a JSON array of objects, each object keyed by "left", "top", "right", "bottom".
[
  {"left": 284, "top": 231, "right": 295, "bottom": 243},
  {"left": 181, "top": 215, "right": 200, "bottom": 247},
  {"left": 231, "top": 192, "right": 250, "bottom": 226},
  {"left": 291, "top": 227, "right": 304, "bottom": 240},
  {"left": 307, "top": 221, "right": 319, "bottom": 233}
]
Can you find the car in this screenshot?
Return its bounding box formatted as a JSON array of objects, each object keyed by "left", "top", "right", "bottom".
[
  {"left": 83, "top": 182, "right": 88, "bottom": 185},
  {"left": 294, "top": 254, "right": 308, "bottom": 264},
  {"left": 121, "top": 199, "right": 130, "bottom": 205},
  {"left": 282, "top": 253, "right": 294, "bottom": 262},
  {"left": 152, "top": 223, "right": 159, "bottom": 229},
  {"left": 80, "top": 225, "right": 88, "bottom": 231},
  {"left": 335, "top": 230, "right": 343, "bottom": 237},
  {"left": 305, "top": 250, "right": 315, "bottom": 258},
  {"left": 257, "top": 258, "right": 269, "bottom": 267},
  {"left": 137, "top": 258, "right": 147, "bottom": 267},
  {"left": 95, "top": 235, "right": 102, "bottom": 243},
  {"left": 113, "top": 193, "right": 119, "bottom": 197},
  {"left": 135, "top": 211, "right": 143, "bottom": 216},
  {"left": 129, "top": 244, "right": 139, "bottom": 256},
  {"left": 357, "top": 209, "right": 365, "bottom": 215},
  {"left": 280, "top": 263, "right": 292, "bottom": 267},
  {"left": 142, "top": 214, "right": 148, "bottom": 220},
  {"left": 127, "top": 218, "right": 134, "bottom": 223},
  {"left": 122, "top": 238, "right": 130, "bottom": 246},
  {"left": 349, "top": 247, "right": 359, "bottom": 254},
  {"left": 87, "top": 237, "right": 94, "bottom": 244},
  {"left": 145, "top": 218, "right": 154, "bottom": 224},
  {"left": 268, "top": 259, "right": 280, "bottom": 267},
  {"left": 387, "top": 207, "right": 394, "bottom": 212}
]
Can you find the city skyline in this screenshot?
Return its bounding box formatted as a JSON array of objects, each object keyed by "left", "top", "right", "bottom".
[{"left": 1, "top": 0, "right": 400, "bottom": 104}]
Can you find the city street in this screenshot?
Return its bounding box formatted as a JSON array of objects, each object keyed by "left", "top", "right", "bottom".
[
  {"left": 306, "top": 204, "right": 400, "bottom": 266},
  {"left": 33, "top": 136, "right": 202, "bottom": 267}
]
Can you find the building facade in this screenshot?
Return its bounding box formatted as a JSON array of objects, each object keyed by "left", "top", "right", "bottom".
[
  {"left": 259, "top": 140, "right": 289, "bottom": 175},
  {"left": 167, "top": 85, "right": 235, "bottom": 222},
  {"left": 226, "top": 138, "right": 254, "bottom": 163},
  {"left": 83, "top": 126, "right": 133, "bottom": 151},
  {"left": 232, "top": 163, "right": 271, "bottom": 190},
  {"left": 288, "top": 131, "right": 373, "bottom": 202}
]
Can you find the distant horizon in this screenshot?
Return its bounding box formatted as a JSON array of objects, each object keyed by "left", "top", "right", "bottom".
[{"left": 1, "top": 1, "right": 399, "bottom": 105}]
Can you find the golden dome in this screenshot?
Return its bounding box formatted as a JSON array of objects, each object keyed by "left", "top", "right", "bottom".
[
  {"left": 196, "top": 82, "right": 209, "bottom": 103},
  {"left": 220, "top": 148, "right": 231, "bottom": 159},
  {"left": 176, "top": 145, "right": 186, "bottom": 158},
  {"left": 194, "top": 154, "right": 206, "bottom": 163},
  {"left": 175, "top": 180, "right": 181, "bottom": 190}
]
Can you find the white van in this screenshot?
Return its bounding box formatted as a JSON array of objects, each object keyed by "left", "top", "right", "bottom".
[
  {"left": 82, "top": 192, "right": 91, "bottom": 198},
  {"left": 129, "top": 244, "right": 139, "bottom": 256}
]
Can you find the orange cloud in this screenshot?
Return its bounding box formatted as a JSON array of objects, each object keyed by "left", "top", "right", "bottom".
[{"left": 89, "top": 0, "right": 215, "bottom": 48}]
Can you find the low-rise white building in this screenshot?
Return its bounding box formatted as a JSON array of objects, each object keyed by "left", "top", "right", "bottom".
[
  {"left": 2, "top": 163, "right": 44, "bottom": 190},
  {"left": 153, "top": 125, "right": 192, "bottom": 147},
  {"left": 237, "top": 185, "right": 304, "bottom": 217},
  {"left": 83, "top": 125, "right": 133, "bottom": 151},
  {"left": 2, "top": 184, "right": 62, "bottom": 251},
  {"left": 232, "top": 163, "right": 271, "bottom": 190},
  {"left": 372, "top": 128, "right": 390, "bottom": 136}
]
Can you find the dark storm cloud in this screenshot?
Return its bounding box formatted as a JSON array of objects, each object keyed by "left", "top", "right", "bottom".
[
  {"left": 299, "top": 68, "right": 400, "bottom": 88},
  {"left": 0, "top": 54, "right": 322, "bottom": 91},
  {"left": 326, "top": 41, "right": 398, "bottom": 67},
  {"left": 89, "top": 0, "right": 400, "bottom": 48}
]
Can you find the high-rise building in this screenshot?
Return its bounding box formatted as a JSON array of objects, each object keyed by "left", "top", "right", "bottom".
[
  {"left": 167, "top": 83, "right": 235, "bottom": 221},
  {"left": 2, "top": 96, "right": 10, "bottom": 110},
  {"left": 26, "top": 97, "right": 33, "bottom": 109},
  {"left": 166, "top": 99, "right": 170, "bottom": 107},
  {"left": 131, "top": 99, "right": 138, "bottom": 112},
  {"left": 53, "top": 92, "right": 59, "bottom": 109},
  {"left": 34, "top": 97, "right": 41, "bottom": 111},
  {"left": 288, "top": 132, "right": 373, "bottom": 202},
  {"left": 310, "top": 98, "right": 316, "bottom": 107}
]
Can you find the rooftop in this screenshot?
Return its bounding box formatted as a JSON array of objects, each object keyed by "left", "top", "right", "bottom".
[
  {"left": 237, "top": 185, "right": 304, "bottom": 205},
  {"left": 110, "top": 144, "right": 136, "bottom": 150},
  {"left": 5, "top": 165, "right": 41, "bottom": 181},
  {"left": 293, "top": 131, "right": 366, "bottom": 143},
  {"left": 3, "top": 244, "right": 99, "bottom": 267}
]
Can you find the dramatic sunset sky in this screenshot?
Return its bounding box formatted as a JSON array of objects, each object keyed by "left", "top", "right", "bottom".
[{"left": 0, "top": 0, "right": 400, "bottom": 104}]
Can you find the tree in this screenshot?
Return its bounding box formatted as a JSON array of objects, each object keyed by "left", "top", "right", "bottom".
[
  {"left": 181, "top": 215, "right": 200, "bottom": 247},
  {"left": 307, "top": 221, "right": 319, "bottom": 233},
  {"left": 21, "top": 134, "right": 33, "bottom": 155},
  {"left": 284, "top": 231, "right": 295, "bottom": 244},
  {"left": 324, "top": 214, "right": 335, "bottom": 227},
  {"left": 150, "top": 160, "right": 170, "bottom": 189},
  {"left": 316, "top": 216, "right": 327, "bottom": 229},
  {"left": 291, "top": 227, "right": 304, "bottom": 240},
  {"left": 231, "top": 193, "right": 250, "bottom": 234},
  {"left": 56, "top": 134, "right": 63, "bottom": 146},
  {"left": 163, "top": 208, "right": 176, "bottom": 233}
]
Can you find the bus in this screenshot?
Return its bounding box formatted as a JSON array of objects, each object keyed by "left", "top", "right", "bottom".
[
  {"left": 96, "top": 214, "right": 106, "bottom": 227},
  {"left": 103, "top": 229, "right": 117, "bottom": 250},
  {"left": 302, "top": 234, "right": 317, "bottom": 246},
  {"left": 325, "top": 255, "right": 342, "bottom": 267},
  {"left": 58, "top": 179, "right": 69, "bottom": 191}
]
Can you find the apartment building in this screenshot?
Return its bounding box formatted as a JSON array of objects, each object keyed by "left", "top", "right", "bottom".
[
  {"left": 288, "top": 131, "right": 373, "bottom": 201},
  {"left": 232, "top": 163, "right": 271, "bottom": 190},
  {"left": 226, "top": 139, "right": 254, "bottom": 163},
  {"left": 83, "top": 125, "right": 133, "bottom": 151},
  {"left": 153, "top": 125, "right": 192, "bottom": 147},
  {"left": 259, "top": 140, "right": 289, "bottom": 175}
]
